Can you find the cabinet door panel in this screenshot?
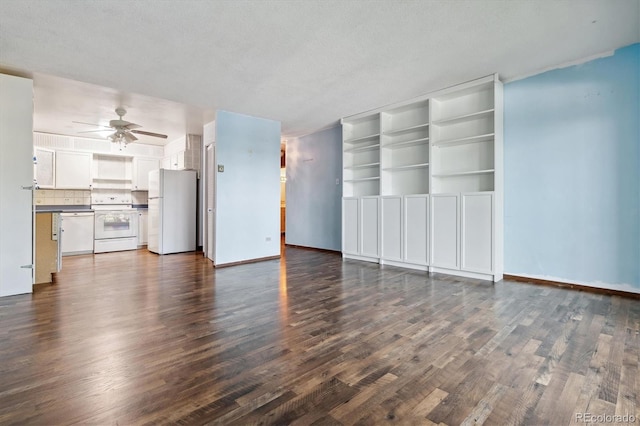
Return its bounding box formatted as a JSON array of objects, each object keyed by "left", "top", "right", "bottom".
[
  {"left": 381, "top": 196, "right": 402, "bottom": 261},
  {"left": 404, "top": 195, "right": 428, "bottom": 265},
  {"left": 35, "top": 148, "right": 55, "bottom": 188},
  {"left": 138, "top": 210, "right": 148, "bottom": 245},
  {"left": 342, "top": 198, "right": 359, "bottom": 255},
  {"left": 461, "top": 193, "right": 493, "bottom": 273},
  {"left": 61, "top": 214, "right": 94, "bottom": 255},
  {"left": 56, "top": 151, "right": 92, "bottom": 189},
  {"left": 134, "top": 158, "right": 159, "bottom": 190},
  {"left": 360, "top": 197, "right": 379, "bottom": 258},
  {"left": 431, "top": 194, "right": 458, "bottom": 269}
]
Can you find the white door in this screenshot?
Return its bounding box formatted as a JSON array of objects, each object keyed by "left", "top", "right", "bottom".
[
  {"left": 381, "top": 196, "right": 402, "bottom": 261},
  {"left": 404, "top": 195, "right": 429, "bottom": 266},
  {"left": 360, "top": 196, "right": 379, "bottom": 258},
  {"left": 461, "top": 193, "right": 493, "bottom": 273},
  {"left": 342, "top": 198, "right": 359, "bottom": 255},
  {"left": 206, "top": 144, "right": 215, "bottom": 262},
  {"left": 431, "top": 194, "right": 459, "bottom": 269},
  {"left": 0, "top": 74, "right": 33, "bottom": 296}
]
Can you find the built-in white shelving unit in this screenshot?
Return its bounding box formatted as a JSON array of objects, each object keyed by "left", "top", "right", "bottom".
[
  {"left": 341, "top": 74, "right": 503, "bottom": 282},
  {"left": 342, "top": 114, "right": 381, "bottom": 198}
]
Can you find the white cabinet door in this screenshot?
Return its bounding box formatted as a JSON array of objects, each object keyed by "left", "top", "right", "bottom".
[
  {"left": 55, "top": 151, "right": 92, "bottom": 189},
  {"left": 133, "top": 158, "right": 159, "bottom": 190},
  {"left": 461, "top": 193, "right": 493, "bottom": 273},
  {"left": 34, "top": 148, "right": 55, "bottom": 188},
  {"left": 381, "top": 196, "right": 402, "bottom": 261},
  {"left": 431, "top": 194, "right": 459, "bottom": 269},
  {"left": 404, "top": 195, "right": 428, "bottom": 266},
  {"left": 169, "top": 153, "right": 184, "bottom": 170},
  {"left": 360, "top": 196, "right": 379, "bottom": 258},
  {"left": 0, "top": 74, "right": 33, "bottom": 296},
  {"left": 342, "top": 198, "right": 359, "bottom": 255},
  {"left": 138, "top": 210, "right": 148, "bottom": 246},
  {"left": 61, "top": 213, "right": 94, "bottom": 255}
]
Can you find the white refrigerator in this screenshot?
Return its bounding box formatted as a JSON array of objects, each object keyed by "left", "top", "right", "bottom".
[{"left": 148, "top": 169, "right": 197, "bottom": 255}]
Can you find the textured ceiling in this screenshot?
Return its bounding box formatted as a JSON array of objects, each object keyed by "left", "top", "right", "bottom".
[{"left": 0, "top": 0, "right": 638, "bottom": 142}]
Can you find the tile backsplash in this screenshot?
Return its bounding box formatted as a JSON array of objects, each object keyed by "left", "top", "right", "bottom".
[{"left": 34, "top": 189, "right": 91, "bottom": 206}]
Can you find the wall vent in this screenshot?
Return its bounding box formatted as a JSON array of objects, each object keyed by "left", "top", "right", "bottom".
[{"left": 33, "top": 132, "right": 73, "bottom": 149}]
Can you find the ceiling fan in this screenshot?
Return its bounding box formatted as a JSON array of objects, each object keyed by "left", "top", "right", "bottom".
[{"left": 75, "top": 107, "right": 168, "bottom": 144}]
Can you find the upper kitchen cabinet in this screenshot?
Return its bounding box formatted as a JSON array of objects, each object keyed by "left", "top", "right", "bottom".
[
  {"left": 162, "top": 134, "right": 202, "bottom": 173},
  {"left": 34, "top": 147, "right": 55, "bottom": 188},
  {"left": 133, "top": 157, "right": 159, "bottom": 191},
  {"left": 55, "top": 151, "right": 92, "bottom": 189}
]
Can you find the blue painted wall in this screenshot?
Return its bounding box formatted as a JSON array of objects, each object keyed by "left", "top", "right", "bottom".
[
  {"left": 286, "top": 125, "right": 343, "bottom": 251},
  {"left": 504, "top": 43, "right": 640, "bottom": 291},
  {"left": 215, "top": 110, "right": 281, "bottom": 265}
]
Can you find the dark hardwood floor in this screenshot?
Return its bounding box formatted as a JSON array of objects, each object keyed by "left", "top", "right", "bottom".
[{"left": 0, "top": 246, "right": 638, "bottom": 425}]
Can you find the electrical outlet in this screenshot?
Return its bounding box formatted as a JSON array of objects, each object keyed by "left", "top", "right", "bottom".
[
  {"left": 336, "top": 178, "right": 340, "bottom": 185},
  {"left": 218, "top": 164, "right": 224, "bottom": 172},
  {"left": 265, "top": 237, "right": 271, "bottom": 242}
]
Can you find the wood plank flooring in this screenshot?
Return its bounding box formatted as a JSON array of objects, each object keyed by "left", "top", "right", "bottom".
[{"left": 0, "top": 246, "right": 638, "bottom": 425}]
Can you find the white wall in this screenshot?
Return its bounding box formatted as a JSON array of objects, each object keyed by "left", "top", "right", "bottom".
[
  {"left": 214, "top": 110, "right": 281, "bottom": 265},
  {"left": 285, "top": 125, "right": 342, "bottom": 251}
]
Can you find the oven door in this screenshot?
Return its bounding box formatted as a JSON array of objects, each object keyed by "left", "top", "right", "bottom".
[{"left": 94, "top": 210, "right": 138, "bottom": 239}]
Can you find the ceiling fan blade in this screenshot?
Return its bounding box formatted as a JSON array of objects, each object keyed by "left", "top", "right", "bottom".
[
  {"left": 124, "top": 123, "right": 142, "bottom": 130},
  {"left": 124, "top": 132, "right": 138, "bottom": 143},
  {"left": 131, "top": 130, "right": 168, "bottom": 139},
  {"left": 72, "top": 121, "right": 111, "bottom": 128}
]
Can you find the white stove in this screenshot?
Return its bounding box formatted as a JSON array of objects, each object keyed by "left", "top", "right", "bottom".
[{"left": 92, "top": 205, "right": 138, "bottom": 253}]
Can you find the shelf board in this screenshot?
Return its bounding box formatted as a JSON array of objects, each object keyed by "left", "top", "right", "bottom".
[
  {"left": 345, "top": 162, "right": 380, "bottom": 170},
  {"left": 382, "top": 163, "right": 429, "bottom": 172},
  {"left": 432, "top": 133, "right": 494, "bottom": 147},
  {"left": 344, "top": 143, "right": 380, "bottom": 153},
  {"left": 344, "top": 177, "right": 380, "bottom": 183},
  {"left": 344, "top": 133, "right": 380, "bottom": 145},
  {"left": 93, "top": 177, "right": 132, "bottom": 181},
  {"left": 432, "top": 108, "right": 494, "bottom": 126},
  {"left": 432, "top": 169, "right": 494, "bottom": 178},
  {"left": 382, "top": 137, "right": 430, "bottom": 149},
  {"left": 383, "top": 123, "right": 429, "bottom": 136}
]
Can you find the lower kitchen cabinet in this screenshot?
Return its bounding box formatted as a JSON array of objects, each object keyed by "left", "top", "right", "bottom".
[
  {"left": 61, "top": 212, "right": 94, "bottom": 255},
  {"left": 138, "top": 209, "right": 148, "bottom": 246}
]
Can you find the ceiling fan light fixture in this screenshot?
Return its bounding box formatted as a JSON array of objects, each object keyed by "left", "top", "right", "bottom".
[
  {"left": 76, "top": 108, "right": 167, "bottom": 147},
  {"left": 124, "top": 132, "right": 137, "bottom": 143}
]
